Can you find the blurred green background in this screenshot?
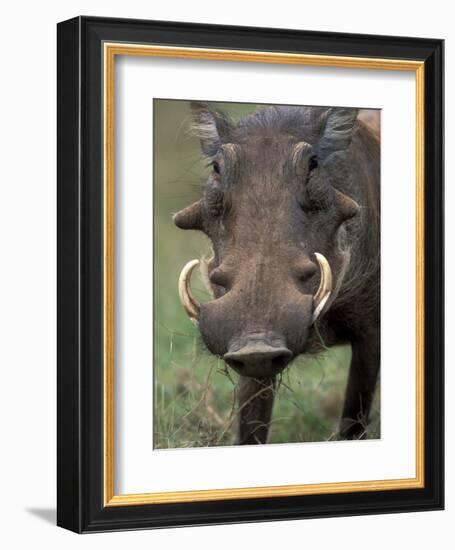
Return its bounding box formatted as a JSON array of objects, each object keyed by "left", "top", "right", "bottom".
[{"left": 153, "top": 99, "right": 379, "bottom": 448}]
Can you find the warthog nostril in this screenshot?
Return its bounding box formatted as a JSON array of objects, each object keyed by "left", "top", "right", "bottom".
[
  {"left": 225, "top": 358, "right": 244, "bottom": 371},
  {"left": 224, "top": 344, "right": 292, "bottom": 377},
  {"left": 272, "top": 354, "right": 290, "bottom": 370}
]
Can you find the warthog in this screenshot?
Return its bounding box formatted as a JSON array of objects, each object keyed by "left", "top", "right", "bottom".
[{"left": 174, "top": 102, "right": 380, "bottom": 444}]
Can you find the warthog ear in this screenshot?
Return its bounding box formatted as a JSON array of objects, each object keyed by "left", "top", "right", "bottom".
[
  {"left": 317, "top": 107, "right": 359, "bottom": 157},
  {"left": 173, "top": 200, "right": 204, "bottom": 230},
  {"left": 190, "top": 101, "right": 233, "bottom": 156}
]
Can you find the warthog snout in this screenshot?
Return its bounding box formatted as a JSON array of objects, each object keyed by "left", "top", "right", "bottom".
[{"left": 224, "top": 337, "right": 292, "bottom": 378}]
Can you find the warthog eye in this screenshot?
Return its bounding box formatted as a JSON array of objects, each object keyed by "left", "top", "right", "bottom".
[
  {"left": 308, "top": 154, "right": 318, "bottom": 172},
  {"left": 212, "top": 161, "right": 220, "bottom": 174},
  {"left": 204, "top": 185, "right": 224, "bottom": 218}
]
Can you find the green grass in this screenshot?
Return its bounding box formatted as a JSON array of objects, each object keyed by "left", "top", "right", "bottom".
[{"left": 153, "top": 99, "right": 380, "bottom": 448}]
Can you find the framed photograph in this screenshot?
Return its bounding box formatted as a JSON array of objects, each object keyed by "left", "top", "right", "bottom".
[{"left": 57, "top": 16, "right": 444, "bottom": 532}]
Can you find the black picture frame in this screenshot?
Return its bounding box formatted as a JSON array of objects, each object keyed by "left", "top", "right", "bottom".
[{"left": 57, "top": 16, "right": 444, "bottom": 533}]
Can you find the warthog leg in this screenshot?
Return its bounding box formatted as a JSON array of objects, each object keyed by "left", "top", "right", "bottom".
[
  {"left": 339, "top": 329, "right": 380, "bottom": 440},
  {"left": 237, "top": 376, "right": 276, "bottom": 445}
]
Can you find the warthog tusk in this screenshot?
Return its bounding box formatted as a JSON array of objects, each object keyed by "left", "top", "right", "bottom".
[
  {"left": 199, "top": 256, "right": 214, "bottom": 298},
  {"left": 178, "top": 259, "right": 201, "bottom": 324},
  {"left": 312, "top": 252, "right": 333, "bottom": 324}
]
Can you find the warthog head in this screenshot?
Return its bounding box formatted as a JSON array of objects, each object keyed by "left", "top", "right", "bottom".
[{"left": 174, "top": 102, "right": 360, "bottom": 378}]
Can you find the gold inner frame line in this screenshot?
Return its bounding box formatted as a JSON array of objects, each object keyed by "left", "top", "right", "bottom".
[{"left": 103, "top": 42, "right": 425, "bottom": 507}]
